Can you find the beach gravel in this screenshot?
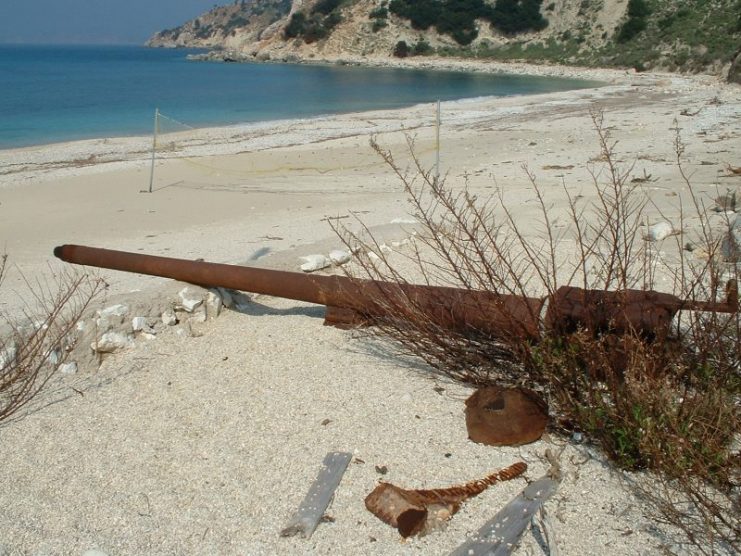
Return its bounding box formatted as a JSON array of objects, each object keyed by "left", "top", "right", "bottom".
[{"left": 0, "top": 60, "right": 738, "bottom": 555}]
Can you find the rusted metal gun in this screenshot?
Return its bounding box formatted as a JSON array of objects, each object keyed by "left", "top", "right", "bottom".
[{"left": 54, "top": 244, "right": 738, "bottom": 340}]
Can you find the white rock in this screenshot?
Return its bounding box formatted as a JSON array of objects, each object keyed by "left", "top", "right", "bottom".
[
  {"left": 391, "top": 238, "right": 411, "bottom": 248},
  {"left": 367, "top": 251, "right": 381, "bottom": 261},
  {"left": 721, "top": 215, "right": 741, "bottom": 262},
  {"left": 59, "top": 361, "right": 78, "bottom": 375},
  {"left": 131, "top": 316, "right": 149, "bottom": 332},
  {"left": 97, "top": 304, "right": 128, "bottom": 318},
  {"left": 379, "top": 243, "right": 392, "bottom": 254},
  {"left": 299, "top": 254, "right": 331, "bottom": 272},
  {"left": 95, "top": 303, "right": 129, "bottom": 330},
  {"left": 161, "top": 309, "right": 178, "bottom": 326},
  {"left": 646, "top": 221, "right": 675, "bottom": 242},
  {"left": 189, "top": 307, "right": 207, "bottom": 324},
  {"left": 0, "top": 344, "right": 17, "bottom": 367},
  {"left": 214, "top": 287, "right": 234, "bottom": 309},
  {"left": 391, "top": 217, "right": 417, "bottom": 224},
  {"left": 91, "top": 332, "right": 133, "bottom": 353},
  {"left": 206, "top": 291, "right": 222, "bottom": 318},
  {"left": 47, "top": 348, "right": 62, "bottom": 366},
  {"left": 328, "top": 249, "right": 352, "bottom": 265},
  {"left": 178, "top": 288, "right": 203, "bottom": 313}
]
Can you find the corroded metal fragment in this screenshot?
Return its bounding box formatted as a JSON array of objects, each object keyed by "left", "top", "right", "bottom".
[
  {"left": 365, "top": 462, "right": 527, "bottom": 538},
  {"left": 465, "top": 387, "right": 548, "bottom": 447}
]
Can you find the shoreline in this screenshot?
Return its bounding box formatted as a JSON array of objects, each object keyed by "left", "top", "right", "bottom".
[
  {"left": 0, "top": 56, "right": 721, "bottom": 189},
  {"left": 0, "top": 54, "right": 617, "bottom": 161},
  {"left": 0, "top": 51, "right": 720, "bottom": 161},
  {"left": 0, "top": 53, "right": 611, "bottom": 154}
]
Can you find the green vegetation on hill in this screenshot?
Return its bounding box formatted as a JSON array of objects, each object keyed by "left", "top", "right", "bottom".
[
  {"left": 153, "top": 0, "right": 740, "bottom": 76},
  {"left": 602, "top": 0, "right": 741, "bottom": 72},
  {"left": 154, "top": 0, "right": 293, "bottom": 43},
  {"left": 433, "top": 0, "right": 740, "bottom": 74},
  {"left": 615, "top": 0, "right": 651, "bottom": 43},
  {"left": 284, "top": 0, "right": 346, "bottom": 43},
  {"left": 388, "top": 0, "right": 547, "bottom": 45}
]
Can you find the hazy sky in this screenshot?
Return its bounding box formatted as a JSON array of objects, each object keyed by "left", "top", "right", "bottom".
[{"left": 0, "top": 1, "right": 222, "bottom": 44}]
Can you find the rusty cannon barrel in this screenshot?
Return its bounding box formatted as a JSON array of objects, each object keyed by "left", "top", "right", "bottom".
[
  {"left": 53, "top": 244, "right": 738, "bottom": 341},
  {"left": 54, "top": 244, "right": 544, "bottom": 340}
]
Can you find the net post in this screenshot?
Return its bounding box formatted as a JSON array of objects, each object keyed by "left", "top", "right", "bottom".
[
  {"left": 434, "top": 99, "right": 441, "bottom": 190},
  {"left": 147, "top": 107, "right": 159, "bottom": 193}
]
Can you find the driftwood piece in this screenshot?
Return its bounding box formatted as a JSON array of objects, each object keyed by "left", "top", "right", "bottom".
[
  {"left": 449, "top": 476, "right": 560, "bottom": 555},
  {"left": 280, "top": 451, "right": 352, "bottom": 539},
  {"left": 531, "top": 506, "right": 560, "bottom": 556},
  {"left": 365, "top": 462, "right": 527, "bottom": 538},
  {"left": 465, "top": 387, "right": 548, "bottom": 446},
  {"left": 449, "top": 450, "right": 563, "bottom": 555}
]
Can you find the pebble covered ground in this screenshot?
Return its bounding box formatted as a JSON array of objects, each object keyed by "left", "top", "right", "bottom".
[
  {"left": 0, "top": 61, "right": 737, "bottom": 555},
  {"left": 0, "top": 292, "right": 689, "bottom": 555}
]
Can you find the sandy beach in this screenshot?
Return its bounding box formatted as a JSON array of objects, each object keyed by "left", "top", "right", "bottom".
[{"left": 0, "top": 58, "right": 739, "bottom": 555}]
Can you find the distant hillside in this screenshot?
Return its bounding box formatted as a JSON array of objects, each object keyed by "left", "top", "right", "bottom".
[{"left": 147, "top": 0, "right": 741, "bottom": 78}]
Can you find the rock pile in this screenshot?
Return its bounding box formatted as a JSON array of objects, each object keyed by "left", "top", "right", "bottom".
[{"left": 61, "top": 285, "right": 245, "bottom": 374}]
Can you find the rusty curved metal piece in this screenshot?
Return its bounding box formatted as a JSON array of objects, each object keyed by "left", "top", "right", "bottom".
[{"left": 364, "top": 461, "right": 527, "bottom": 538}]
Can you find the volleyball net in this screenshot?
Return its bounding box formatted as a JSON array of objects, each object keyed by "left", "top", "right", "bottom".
[{"left": 144, "top": 106, "right": 443, "bottom": 194}]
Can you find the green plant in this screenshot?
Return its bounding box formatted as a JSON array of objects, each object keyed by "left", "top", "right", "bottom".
[
  {"left": 369, "top": 5, "right": 388, "bottom": 19},
  {"left": 283, "top": 3, "right": 343, "bottom": 44},
  {"left": 393, "top": 40, "right": 410, "bottom": 57},
  {"left": 412, "top": 37, "right": 434, "bottom": 55},
  {"left": 616, "top": 0, "right": 651, "bottom": 42},
  {"left": 0, "top": 255, "right": 104, "bottom": 422},
  {"left": 312, "top": 0, "right": 343, "bottom": 15},
  {"left": 283, "top": 12, "right": 306, "bottom": 38},
  {"left": 372, "top": 18, "right": 388, "bottom": 32},
  {"left": 389, "top": 0, "right": 548, "bottom": 45},
  {"left": 491, "top": 0, "right": 549, "bottom": 34}
]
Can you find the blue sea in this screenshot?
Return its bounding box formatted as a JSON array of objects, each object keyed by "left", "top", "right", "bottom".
[{"left": 0, "top": 44, "right": 599, "bottom": 149}]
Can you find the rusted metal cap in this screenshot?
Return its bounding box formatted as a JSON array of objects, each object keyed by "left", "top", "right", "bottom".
[{"left": 465, "top": 387, "right": 548, "bottom": 446}]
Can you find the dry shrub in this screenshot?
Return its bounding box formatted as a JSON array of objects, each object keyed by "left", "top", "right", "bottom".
[
  {"left": 334, "top": 113, "right": 740, "bottom": 553},
  {"left": 0, "top": 254, "right": 104, "bottom": 422}
]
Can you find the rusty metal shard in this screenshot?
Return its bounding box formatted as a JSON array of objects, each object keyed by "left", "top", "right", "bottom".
[
  {"left": 465, "top": 387, "right": 548, "bottom": 447},
  {"left": 280, "top": 451, "right": 352, "bottom": 539},
  {"left": 364, "top": 462, "right": 527, "bottom": 538}
]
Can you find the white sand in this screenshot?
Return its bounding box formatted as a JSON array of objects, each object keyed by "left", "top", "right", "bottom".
[{"left": 0, "top": 60, "right": 739, "bottom": 555}]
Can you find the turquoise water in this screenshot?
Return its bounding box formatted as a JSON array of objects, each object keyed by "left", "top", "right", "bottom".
[{"left": 0, "top": 45, "right": 598, "bottom": 149}]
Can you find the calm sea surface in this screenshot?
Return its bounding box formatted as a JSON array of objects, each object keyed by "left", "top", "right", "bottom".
[{"left": 0, "top": 44, "right": 598, "bottom": 149}]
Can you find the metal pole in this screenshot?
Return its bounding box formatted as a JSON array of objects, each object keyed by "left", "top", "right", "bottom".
[
  {"left": 435, "top": 99, "right": 441, "bottom": 188},
  {"left": 147, "top": 108, "right": 159, "bottom": 193}
]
